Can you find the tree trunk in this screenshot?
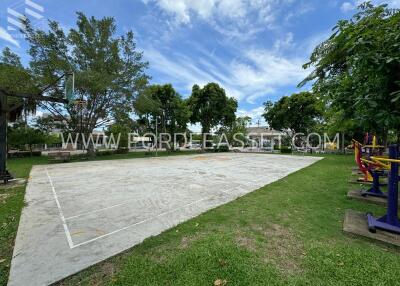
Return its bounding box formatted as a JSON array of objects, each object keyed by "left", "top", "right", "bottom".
[
  {"left": 0, "top": 95, "right": 7, "bottom": 177},
  {"left": 201, "top": 126, "right": 211, "bottom": 150}
]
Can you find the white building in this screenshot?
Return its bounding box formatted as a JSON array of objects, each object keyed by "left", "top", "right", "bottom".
[{"left": 246, "top": 126, "right": 284, "bottom": 148}]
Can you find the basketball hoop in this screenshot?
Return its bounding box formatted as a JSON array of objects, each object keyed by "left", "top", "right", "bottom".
[
  {"left": 73, "top": 100, "right": 87, "bottom": 107},
  {"left": 65, "top": 73, "right": 75, "bottom": 102}
]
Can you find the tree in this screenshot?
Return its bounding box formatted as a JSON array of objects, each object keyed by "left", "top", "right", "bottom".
[
  {"left": 0, "top": 48, "right": 37, "bottom": 121},
  {"left": 188, "top": 83, "right": 237, "bottom": 148},
  {"left": 23, "top": 12, "right": 149, "bottom": 153},
  {"left": 217, "top": 116, "right": 251, "bottom": 146},
  {"left": 106, "top": 122, "right": 132, "bottom": 149},
  {"left": 134, "top": 84, "right": 191, "bottom": 149},
  {"left": 299, "top": 2, "right": 400, "bottom": 142},
  {"left": 8, "top": 123, "right": 48, "bottom": 154},
  {"left": 263, "top": 92, "right": 322, "bottom": 145},
  {"left": 34, "top": 116, "right": 66, "bottom": 134}
]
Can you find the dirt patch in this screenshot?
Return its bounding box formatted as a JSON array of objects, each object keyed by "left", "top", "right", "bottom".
[
  {"left": 57, "top": 261, "right": 119, "bottom": 286},
  {"left": 263, "top": 223, "right": 304, "bottom": 275},
  {"left": 235, "top": 223, "right": 305, "bottom": 275},
  {"left": 235, "top": 234, "right": 258, "bottom": 252},
  {"left": 99, "top": 262, "right": 117, "bottom": 280},
  {"left": 179, "top": 232, "right": 207, "bottom": 249},
  {"left": 0, "top": 193, "right": 10, "bottom": 203},
  {"left": 147, "top": 233, "right": 206, "bottom": 263}
]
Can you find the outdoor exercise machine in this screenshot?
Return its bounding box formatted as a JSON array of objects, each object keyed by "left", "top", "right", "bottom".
[
  {"left": 352, "top": 139, "right": 386, "bottom": 182},
  {"left": 363, "top": 133, "right": 385, "bottom": 157},
  {"left": 359, "top": 156, "right": 389, "bottom": 198},
  {"left": 367, "top": 145, "right": 400, "bottom": 234},
  {"left": 0, "top": 73, "right": 73, "bottom": 184}
]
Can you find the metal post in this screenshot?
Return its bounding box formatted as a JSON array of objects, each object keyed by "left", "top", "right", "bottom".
[
  {"left": 155, "top": 116, "right": 158, "bottom": 156},
  {"left": 0, "top": 95, "right": 7, "bottom": 176},
  {"left": 367, "top": 144, "right": 400, "bottom": 233},
  {"left": 0, "top": 94, "right": 13, "bottom": 183},
  {"left": 387, "top": 145, "right": 399, "bottom": 225}
]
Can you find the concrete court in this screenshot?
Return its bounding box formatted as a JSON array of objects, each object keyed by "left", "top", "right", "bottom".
[{"left": 8, "top": 153, "right": 322, "bottom": 286}]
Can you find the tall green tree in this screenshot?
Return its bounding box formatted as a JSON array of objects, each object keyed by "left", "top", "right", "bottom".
[
  {"left": 0, "top": 48, "right": 38, "bottom": 121},
  {"left": 106, "top": 122, "right": 132, "bottom": 149},
  {"left": 299, "top": 2, "right": 400, "bottom": 142},
  {"left": 263, "top": 92, "right": 322, "bottom": 142},
  {"left": 134, "top": 84, "right": 191, "bottom": 149},
  {"left": 217, "top": 116, "right": 251, "bottom": 146},
  {"left": 188, "top": 83, "right": 237, "bottom": 148},
  {"left": 8, "top": 123, "right": 48, "bottom": 154},
  {"left": 23, "top": 12, "right": 149, "bottom": 149}
]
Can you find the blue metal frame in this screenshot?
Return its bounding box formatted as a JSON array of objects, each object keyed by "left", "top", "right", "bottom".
[
  {"left": 367, "top": 145, "right": 400, "bottom": 234},
  {"left": 361, "top": 170, "right": 387, "bottom": 198}
]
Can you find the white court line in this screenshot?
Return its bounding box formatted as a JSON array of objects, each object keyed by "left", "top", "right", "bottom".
[
  {"left": 71, "top": 195, "right": 212, "bottom": 248},
  {"left": 71, "top": 183, "right": 246, "bottom": 248},
  {"left": 67, "top": 182, "right": 238, "bottom": 222},
  {"left": 45, "top": 169, "right": 74, "bottom": 249},
  {"left": 70, "top": 187, "right": 233, "bottom": 248},
  {"left": 65, "top": 202, "right": 131, "bottom": 220}
]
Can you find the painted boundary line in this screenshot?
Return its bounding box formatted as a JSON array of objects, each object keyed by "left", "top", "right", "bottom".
[
  {"left": 45, "top": 168, "right": 74, "bottom": 249},
  {"left": 69, "top": 183, "right": 246, "bottom": 248},
  {"left": 46, "top": 156, "right": 322, "bottom": 249}
]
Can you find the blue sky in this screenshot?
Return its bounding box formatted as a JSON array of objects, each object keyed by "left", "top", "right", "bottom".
[{"left": 1, "top": 0, "right": 399, "bottom": 126}]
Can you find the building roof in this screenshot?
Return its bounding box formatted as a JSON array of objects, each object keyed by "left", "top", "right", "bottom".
[{"left": 246, "top": 126, "right": 283, "bottom": 136}]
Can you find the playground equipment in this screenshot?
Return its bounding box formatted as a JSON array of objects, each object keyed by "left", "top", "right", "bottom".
[
  {"left": 367, "top": 145, "right": 400, "bottom": 234},
  {"left": 352, "top": 139, "right": 386, "bottom": 182},
  {"left": 363, "top": 133, "right": 385, "bottom": 157},
  {"left": 353, "top": 139, "right": 373, "bottom": 182},
  {"left": 352, "top": 139, "right": 388, "bottom": 198}
]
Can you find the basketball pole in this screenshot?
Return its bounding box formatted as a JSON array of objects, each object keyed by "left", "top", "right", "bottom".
[
  {"left": 0, "top": 73, "right": 71, "bottom": 184},
  {"left": 0, "top": 92, "right": 12, "bottom": 183}
]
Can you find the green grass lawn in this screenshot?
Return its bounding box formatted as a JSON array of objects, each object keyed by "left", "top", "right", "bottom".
[
  {"left": 0, "top": 150, "right": 201, "bottom": 286},
  {"left": 1, "top": 153, "right": 400, "bottom": 286}
]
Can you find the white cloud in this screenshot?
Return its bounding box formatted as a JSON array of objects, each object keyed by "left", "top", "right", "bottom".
[
  {"left": 144, "top": 44, "right": 308, "bottom": 105},
  {"left": 301, "top": 30, "right": 332, "bottom": 55},
  {"left": 231, "top": 49, "right": 308, "bottom": 103},
  {"left": 376, "top": 0, "right": 400, "bottom": 8},
  {"left": 0, "top": 27, "right": 20, "bottom": 47},
  {"left": 284, "top": 2, "right": 315, "bottom": 23},
  {"left": 388, "top": 0, "right": 400, "bottom": 7},
  {"left": 143, "top": 0, "right": 271, "bottom": 24},
  {"left": 341, "top": 0, "right": 400, "bottom": 13},
  {"left": 340, "top": 2, "right": 355, "bottom": 12},
  {"left": 273, "top": 32, "right": 294, "bottom": 51},
  {"left": 236, "top": 106, "right": 266, "bottom": 125},
  {"left": 142, "top": 0, "right": 284, "bottom": 39}
]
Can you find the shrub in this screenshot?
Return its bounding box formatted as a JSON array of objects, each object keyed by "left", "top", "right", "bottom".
[
  {"left": 214, "top": 145, "right": 230, "bottom": 152},
  {"left": 280, "top": 146, "right": 292, "bottom": 154},
  {"left": 114, "top": 148, "right": 129, "bottom": 154},
  {"left": 95, "top": 150, "right": 114, "bottom": 156},
  {"left": 8, "top": 151, "right": 42, "bottom": 158}
]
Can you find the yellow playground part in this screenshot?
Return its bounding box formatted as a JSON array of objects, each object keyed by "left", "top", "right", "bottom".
[
  {"left": 353, "top": 139, "right": 387, "bottom": 182},
  {"left": 363, "top": 135, "right": 385, "bottom": 149},
  {"left": 361, "top": 158, "right": 390, "bottom": 170},
  {"left": 370, "top": 156, "right": 400, "bottom": 166},
  {"left": 353, "top": 140, "right": 373, "bottom": 182}
]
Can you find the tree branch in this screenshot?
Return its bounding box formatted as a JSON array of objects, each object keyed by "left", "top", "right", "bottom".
[{"left": 1, "top": 89, "right": 68, "bottom": 104}]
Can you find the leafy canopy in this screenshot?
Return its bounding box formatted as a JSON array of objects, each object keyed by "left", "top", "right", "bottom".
[
  {"left": 23, "top": 12, "right": 149, "bottom": 134},
  {"left": 134, "top": 84, "right": 191, "bottom": 145},
  {"left": 263, "top": 92, "right": 322, "bottom": 135},
  {"left": 0, "top": 48, "right": 38, "bottom": 120},
  {"left": 188, "top": 83, "right": 237, "bottom": 134},
  {"left": 300, "top": 2, "right": 400, "bottom": 138}
]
